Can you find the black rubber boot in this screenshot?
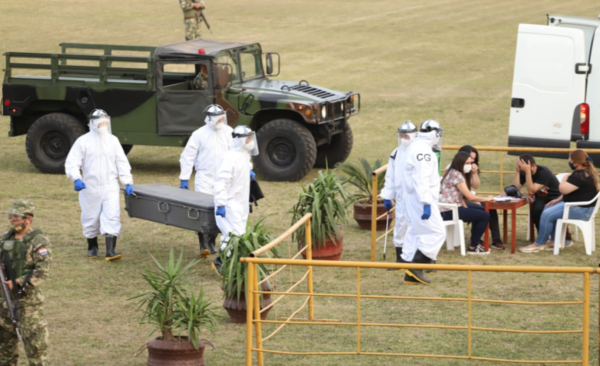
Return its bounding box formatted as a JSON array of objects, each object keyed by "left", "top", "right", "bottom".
[
  {"left": 207, "top": 234, "right": 218, "bottom": 254},
  {"left": 388, "top": 247, "right": 405, "bottom": 271},
  {"left": 404, "top": 250, "right": 431, "bottom": 285},
  {"left": 198, "top": 232, "right": 210, "bottom": 258},
  {"left": 87, "top": 237, "right": 98, "bottom": 259},
  {"left": 105, "top": 235, "right": 122, "bottom": 262},
  {"left": 425, "top": 259, "right": 437, "bottom": 274}
]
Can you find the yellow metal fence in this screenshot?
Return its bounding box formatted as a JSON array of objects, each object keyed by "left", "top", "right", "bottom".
[
  {"left": 369, "top": 146, "right": 600, "bottom": 262},
  {"left": 242, "top": 257, "right": 596, "bottom": 365}
]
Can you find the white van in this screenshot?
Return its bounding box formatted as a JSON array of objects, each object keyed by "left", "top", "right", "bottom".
[{"left": 508, "top": 14, "right": 600, "bottom": 159}]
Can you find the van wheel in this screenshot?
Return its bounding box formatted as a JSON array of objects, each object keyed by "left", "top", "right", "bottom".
[
  {"left": 122, "top": 144, "right": 133, "bottom": 155},
  {"left": 253, "top": 119, "right": 316, "bottom": 182},
  {"left": 26, "top": 113, "right": 87, "bottom": 174},
  {"left": 314, "top": 123, "right": 353, "bottom": 168}
]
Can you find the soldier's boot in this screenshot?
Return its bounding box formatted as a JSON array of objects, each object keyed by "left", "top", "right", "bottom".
[
  {"left": 404, "top": 250, "right": 431, "bottom": 285},
  {"left": 87, "top": 237, "right": 98, "bottom": 259},
  {"left": 198, "top": 232, "right": 210, "bottom": 258},
  {"left": 207, "top": 234, "right": 218, "bottom": 254},
  {"left": 105, "top": 235, "right": 122, "bottom": 262},
  {"left": 425, "top": 259, "right": 437, "bottom": 274},
  {"left": 387, "top": 247, "right": 405, "bottom": 272}
]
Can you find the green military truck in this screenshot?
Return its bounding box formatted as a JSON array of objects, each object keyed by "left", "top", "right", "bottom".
[{"left": 1, "top": 39, "right": 360, "bottom": 181}]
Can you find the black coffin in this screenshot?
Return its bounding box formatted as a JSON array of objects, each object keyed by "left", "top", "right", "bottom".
[{"left": 124, "top": 184, "right": 219, "bottom": 235}]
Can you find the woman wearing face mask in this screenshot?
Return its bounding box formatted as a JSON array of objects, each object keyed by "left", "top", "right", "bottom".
[
  {"left": 519, "top": 150, "right": 599, "bottom": 253},
  {"left": 439, "top": 151, "right": 494, "bottom": 254}
]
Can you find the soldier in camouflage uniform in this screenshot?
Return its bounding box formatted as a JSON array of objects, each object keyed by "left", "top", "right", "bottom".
[
  {"left": 181, "top": 0, "right": 205, "bottom": 41},
  {"left": 0, "top": 200, "right": 50, "bottom": 366},
  {"left": 191, "top": 64, "right": 209, "bottom": 90}
]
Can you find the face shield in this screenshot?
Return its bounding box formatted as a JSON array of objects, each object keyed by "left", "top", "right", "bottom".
[
  {"left": 232, "top": 126, "right": 259, "bottom": 156},
  {"left": 205, "top": 114, "right": 227, "bottom": 130},
  {"left": 419, "top": 119, "right": 443, "bottom": 152},
  {"left": 397, "top": 120, "right": 417, "bottom": 148},
  {"left": 88, "top": 109, "right": 112, "bottom": 136}
]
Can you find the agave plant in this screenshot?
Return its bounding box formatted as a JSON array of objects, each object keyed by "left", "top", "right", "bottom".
[
  {"left": 290, "top": 168, "right": 353, "bottom": 247},
  {"left": 220, "top": 219, "right": 279, "bottom": 304},
  {"left": 336, "top": 158, "right": 386, "bottom": 204},
  {"left": 131, "top": 249, "right": 220, "bottom": 349}
]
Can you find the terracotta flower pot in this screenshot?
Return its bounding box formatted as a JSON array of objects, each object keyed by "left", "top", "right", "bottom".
[
  {"left": 223, "top": 281, "right": 272, "bottom": 324},
  {"left": 353, "top": 201, "right": 394, "bottom": 231},
  {"left": 147, "top": 336, "right": 205, "bottom": 366},
  {"left": 300, "top": 232, "right": 344, "bottom": 261}
]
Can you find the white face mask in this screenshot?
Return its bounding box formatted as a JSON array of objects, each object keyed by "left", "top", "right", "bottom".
[
  {"left": 244, "top": 140, "right": 255, "bottom": 152},
  {"left": 400, "top": 139, "right": 410, "bottom": 147},
  {"left": 97, "top": 126, "right": 108, "bottom": 136},
  {"left": 214, "top": 122, "right": 224, "bottom": 130},
  {"left": 463, "top": 164, "right": 472, "bottom": 174}
]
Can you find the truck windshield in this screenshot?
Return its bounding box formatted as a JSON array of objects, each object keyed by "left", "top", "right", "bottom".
[
  {"left": 218, "top": 54, "right": 240, "bottom": 84},
  {"left": 240, "top": 50, "right": 263, "bottom": 81}
]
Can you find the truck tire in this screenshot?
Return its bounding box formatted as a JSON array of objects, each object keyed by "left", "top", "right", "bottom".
[
  {"left": 253, "top": 119, "right": 316, "bottom": 182},
  {"left": 25, "top": 113, "right": 87, "bottom": 174},
  {"left": 121, "top": 144, "right": 133, "bottom": 155},
  {"left": 314, "top": 123, "right": 353, "bottom": 168}
]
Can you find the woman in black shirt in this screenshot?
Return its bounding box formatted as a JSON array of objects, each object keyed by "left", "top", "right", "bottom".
[{"left": 519, "top": 150, "right": 599, "bottom": 253}]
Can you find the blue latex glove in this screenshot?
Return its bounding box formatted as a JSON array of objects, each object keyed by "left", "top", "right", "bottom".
[
  {"left": 383, "top": 199, "right": 393, "bottom": 212},
  {"left": 250, "top": 170, "right": 256, "bottom": 179},
  {"left": 421, "top": 204, "right": 431, "bottom": 220},
  {"left": 125, "top": 184, "right": 134, "bottom": 196},
  {"left": 180, "top": 180, "right": 189, "bottom": 190},
  {"left": 74, "top": 179, "right": 86, "bottom": 192},
  {"left": 216, "top": 206, "right": 226, "bottom": 217}
]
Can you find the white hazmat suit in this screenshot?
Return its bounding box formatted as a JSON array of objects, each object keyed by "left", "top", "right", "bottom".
[
  {"left": 401, "top": 130, "right": 446, "bottom": 263},
  {"left": 381, "top": 128, "right": 416, "bottom": 249},
  {"left": 179, "top": 114, "right": 233, "bottom": 195},
  {"left": 213, "top": 127, "right": 256, "bottom": 246},
  {"left": 65, "top": 113, "right": 133, "bottom": 238}
]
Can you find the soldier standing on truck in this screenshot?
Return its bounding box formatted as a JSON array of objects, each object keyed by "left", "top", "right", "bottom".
[{"left": 180, "top": 0, "right": 205, "bottom": 41}]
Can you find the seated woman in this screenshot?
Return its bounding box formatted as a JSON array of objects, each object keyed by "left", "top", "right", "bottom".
[
  {"left": 519, "top": 150, "right": 599, "bottom": 253},
  {"left": 440, "top": 151, "right": 494, "bottom": 254},
  {"left": 456, "top": 145, "right": 504, "bottom": 250}
]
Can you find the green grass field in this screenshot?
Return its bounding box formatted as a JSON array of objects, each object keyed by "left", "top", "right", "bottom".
[{"left": 2, "top": 0, "right": 600, "bottom": 365}]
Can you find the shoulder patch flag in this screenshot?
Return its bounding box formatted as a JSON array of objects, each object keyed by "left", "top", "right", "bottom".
[{"left": 37, "top": 248, "right": 48, "bottom": 256}]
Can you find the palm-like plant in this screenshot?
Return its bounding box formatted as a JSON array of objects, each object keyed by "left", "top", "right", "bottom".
[
  {"left": 336, "top": 158, "right": 386, "bottom": 204},
  {"left": 131, "top": 249, "right": 220, "bottom": 349},
  {"left": 221, "top": 219, "right": 279, "bottom": 303},
  {"left": 290, "top": 169, "right": 353, "bottom": 247}
]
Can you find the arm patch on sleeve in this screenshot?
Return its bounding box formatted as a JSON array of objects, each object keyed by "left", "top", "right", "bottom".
[{"left": 37, "top": 248, "right": 48, "bottom": 256}]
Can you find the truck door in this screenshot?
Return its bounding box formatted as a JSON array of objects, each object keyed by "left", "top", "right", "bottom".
[
  {"left": 156, "top": 60, "right": 213, "bottom": 135},
  {"left": 508, "top": 24, "right": 587, "bottom": 155}
]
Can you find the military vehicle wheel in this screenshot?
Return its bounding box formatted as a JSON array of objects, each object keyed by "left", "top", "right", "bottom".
[
  {"left": 254, "top": 119, "right": 316, "bottom": 182},
  {"left": 26, "top": 113, "right": 87, "bottom": 174},
  {"left": 122, "top": 144, "right": 133, "bottom": 155},
  {"left": 314, "top": 123, "right": 353, "bottom": 168}
]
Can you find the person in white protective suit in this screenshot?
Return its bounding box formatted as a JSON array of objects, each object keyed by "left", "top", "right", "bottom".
[
  {"left": 65, "top": 109, "right": 134, "bottom": 261},
  {"left": 212, "top": 125, "right": 258, "bottom": 273},
  {"left": 179, "top": 104, "right": 233, "bottom": 257},
  {"left": 381, "top": 120, "right": 418, "bottom": 271},
  {"left": 401, "top": 119, "right": 446, "bottom": 285}
]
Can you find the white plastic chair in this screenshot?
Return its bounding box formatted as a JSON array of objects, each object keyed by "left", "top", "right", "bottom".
[
  {"left": 527, "top": 173, "right": 579, "bottom": 241},
  {"left": 438, "top": 203, "right": 466, "bottom": 256},
  {"left": 554, "top": 191, "right": 600, "bottom": 255}
]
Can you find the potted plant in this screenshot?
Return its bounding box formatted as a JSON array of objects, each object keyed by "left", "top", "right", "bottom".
[
  {"left": 290, "top": 168, "right": 353, "bottom": 260},
  {"left": 336, "top": 158, "right": 393, "bottom": 231},
  {"left": 132, "top": 249, "right": 220, "bottom": 366},
  {"left": 220, "top": 219, "right": 279, "bottom": 324}
]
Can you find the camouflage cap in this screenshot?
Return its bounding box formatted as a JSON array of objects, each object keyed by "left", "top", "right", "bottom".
[{"left": 7, "top": 199, "right": 35, "bottom": 216}]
